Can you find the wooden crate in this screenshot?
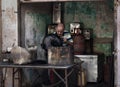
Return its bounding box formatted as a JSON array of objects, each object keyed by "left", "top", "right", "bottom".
[{"left": 48, "top": 47, "right": 73, "bottom": 65}]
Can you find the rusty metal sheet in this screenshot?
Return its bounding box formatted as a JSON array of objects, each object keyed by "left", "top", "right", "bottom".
[
  {"left": 2, "top": 0, "right": 18, "bottom": 52},
  {"left": 48, "top": 47, "right": 74, "bottom": 65}
]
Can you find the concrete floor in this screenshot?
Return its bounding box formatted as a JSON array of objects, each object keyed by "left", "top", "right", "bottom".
[
  {"left": 86, "top": 82, "right": 107, "bottom": 87},
  {"left": 45, "top": 82, "right": 107, "bottom": 87}
]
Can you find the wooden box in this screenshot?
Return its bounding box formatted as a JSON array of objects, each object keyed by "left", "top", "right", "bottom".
[{"left": 48, "top": 47, "right": 73, "bottom": 65}]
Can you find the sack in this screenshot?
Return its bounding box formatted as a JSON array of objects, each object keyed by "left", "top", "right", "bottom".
[{"left": 11, "top": 46, "right": 31, "bottom": 64}]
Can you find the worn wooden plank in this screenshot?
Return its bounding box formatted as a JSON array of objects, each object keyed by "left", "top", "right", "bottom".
[
  {"left": 20, "top": 0, "right": 104, "bottom": 3},
  {"left": 0, "top": 0, "right": 1, "bottom": 50},
  {"left": 0, "top": 0, "right": 3, "bottom": 87},
  {"left": 94, "top": 38, "right": 113, "bottom": 43},
  {"left": 115, "top": 2, "right": 120, "bottom": 87}
]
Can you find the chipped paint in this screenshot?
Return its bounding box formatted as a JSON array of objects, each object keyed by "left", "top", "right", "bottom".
[
  {"left": 1, "top": 0, "right": 18, "bottom": 52},
  {"left": 21, "top": 3, "right": 52, "bottom": 60},
  {"left": 64, "top": 1, "right": 114, "bottom": 56},
  {"left": 21, "top": 2, "right": 114, "bottom": 56},
  {"left": 64, "top": 2, "right": 114, "bottom": 38},
  {"left": 94, "top": 44, "right": 112, "bottom": 56},
  {"left": 25, "top": 12, "right": 52, "bottom": 60}
]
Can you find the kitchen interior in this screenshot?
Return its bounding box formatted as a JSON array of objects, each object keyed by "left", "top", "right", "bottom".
[{"left": 1, "top": 0, "right": 115, "bottom": 87}]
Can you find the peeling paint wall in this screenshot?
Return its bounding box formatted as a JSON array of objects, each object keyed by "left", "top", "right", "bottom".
[
  {"left": 21, "top": 1, "right": 114, "bottom": 57},
  {"left": 21, "top": 3, "right": 52, "bottom": 60},
  {"left": 1, "top": 0, "right": 18, "bottom": 52},
  {"left": 1, "top": 0, "right": 18, "bottom": 87},
  {"left": 63, "top": 1, "right": 114, "bottom": 56}
]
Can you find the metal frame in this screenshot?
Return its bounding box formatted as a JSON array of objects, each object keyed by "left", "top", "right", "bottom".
[{"left": 0, "top": 62, "right": 75, "bottom": 87}]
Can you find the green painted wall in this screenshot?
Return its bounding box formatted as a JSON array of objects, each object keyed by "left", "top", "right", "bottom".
[
  {"left": 22, "top": 1, "right": 114, "bottom": 57},
  {"left": 63, "top": 1, "right": 114, "bottom": 56},
  {"left": 29, "top": 13, "right": 52, "bottom": 37},
  {"left": 26, "top": 12, "right": 52, "bottom": 59},
  {"left": 21, "top": 3, "right": 52, "bottom": 60}
]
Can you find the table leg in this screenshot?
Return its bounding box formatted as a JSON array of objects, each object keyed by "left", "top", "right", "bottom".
[
  {"left": 2, "top": 68, "right": 7, "bottom": 87},
  {"left": 12, "top": 68, "right": 15, "bottom": 87},
  {"left": 13, "top": 68, "right": 22, "bottom": 87},
  {"left": 18, "top": 69, "right": 22, "bottom": 87},
  {"left": 52, "top": 69, "right": 65, "bottom": 83},
  {"left": 52, "top": 68, "right": 74, "bottom": 87},
  {"left": 65, "top": 69, "right": 68, "bottom": 87},
  {"left": 1, "top": 70, "right": 3, "bottom": 87}
]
